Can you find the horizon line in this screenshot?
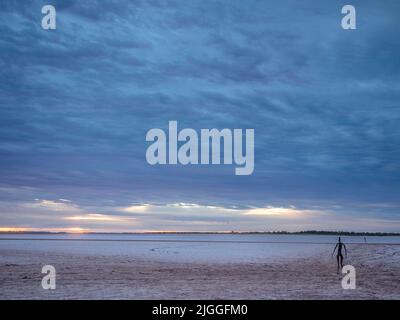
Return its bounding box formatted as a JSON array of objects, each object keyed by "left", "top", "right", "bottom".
[{"left": 1, "top": 230, "right": 399, "bottom": 236}]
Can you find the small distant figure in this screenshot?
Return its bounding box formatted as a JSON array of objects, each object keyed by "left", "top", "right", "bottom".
[
  {"left": 332, "top": 237, "right": 347, "bottom": 273},
  {"left": 364, "top": 236, "right": 367, "bottom": 244}
]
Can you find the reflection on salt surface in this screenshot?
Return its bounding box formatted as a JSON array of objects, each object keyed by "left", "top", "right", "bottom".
[{"left": 0, "top": 234, "right": 399, "bottom": 263}]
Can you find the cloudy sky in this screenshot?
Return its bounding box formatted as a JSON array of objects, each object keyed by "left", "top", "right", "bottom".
[{"left": 1, "top": 0, "right": 399, "bottom": 232}]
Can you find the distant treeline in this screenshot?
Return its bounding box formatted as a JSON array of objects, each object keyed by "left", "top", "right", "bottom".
[
  {"left": 253, "top": 230, "right": 400, "bottom": 236},
  {"left": 0, "top": 230, "right": 399, "bottom": 236}
]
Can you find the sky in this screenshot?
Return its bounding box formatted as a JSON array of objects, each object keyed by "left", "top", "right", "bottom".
[{"left": 0, "top": 0, "right": 400, "bottom": 233}]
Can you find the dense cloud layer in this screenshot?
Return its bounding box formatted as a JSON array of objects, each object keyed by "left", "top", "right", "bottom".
[{"left": 0, "top": 0, "right": 399, "bottom": 231}]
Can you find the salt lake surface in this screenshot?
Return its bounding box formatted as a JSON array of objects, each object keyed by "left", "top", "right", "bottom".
[{"left": 1, "top": 233, "right": 399, "bottom": 263}]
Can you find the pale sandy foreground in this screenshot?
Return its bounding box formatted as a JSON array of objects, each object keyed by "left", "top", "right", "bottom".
[{"left": 0, "top": 243, "right": 399, "bottom": 299}]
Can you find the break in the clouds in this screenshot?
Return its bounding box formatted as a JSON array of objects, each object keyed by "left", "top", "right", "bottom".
[{"left": 0, "top": 0, "right": 399, "bottom": 232}]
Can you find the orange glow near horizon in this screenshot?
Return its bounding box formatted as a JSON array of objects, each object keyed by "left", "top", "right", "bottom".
[
  {"left": 0, "top": 227, "right": 33, "bottom": 232},
  {"left": 0, "top": 226, "right": 90, "bottom": 233},
  {"left": 65, "top": 227, "right": 88, "bottom": 233},
  {"left": 0, "top": 227, "right": 241, "bottom": 234}
]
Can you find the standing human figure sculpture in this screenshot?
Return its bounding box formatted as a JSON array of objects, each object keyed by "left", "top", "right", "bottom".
[{"left": 332, "top": 237, "right": 347, "bottom": 273}]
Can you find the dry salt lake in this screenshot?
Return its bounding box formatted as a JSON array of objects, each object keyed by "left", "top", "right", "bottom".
[{"left": 1, "top": 233, "right": 399, "bottom": 299}]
